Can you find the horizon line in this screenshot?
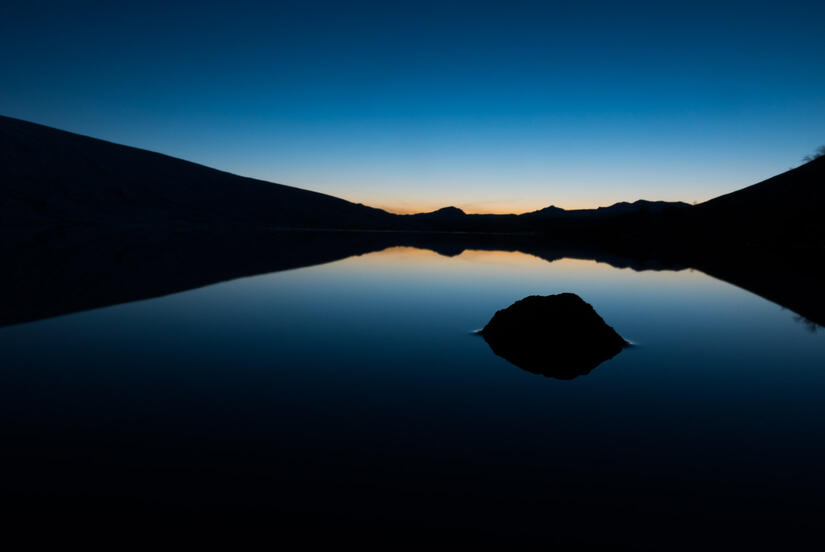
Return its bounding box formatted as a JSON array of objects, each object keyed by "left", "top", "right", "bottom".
[
  {"left": 369, "top": 199, "right": 693, "bottom": 216},
  {"left": 0, "top": 113, "right": 738, "bottom": 215}
]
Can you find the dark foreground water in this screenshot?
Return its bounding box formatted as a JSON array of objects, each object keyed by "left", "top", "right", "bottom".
[{"left": 2, "top": 247, "right": 823, "bottom": 543}]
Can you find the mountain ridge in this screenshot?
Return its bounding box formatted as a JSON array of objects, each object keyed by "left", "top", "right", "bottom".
[
  {"left": 2, "top": 114, "right": 823, "bottom": 247},
  {"left": 0, "top": 114, "right": 395, "bottom": 230},
  {"left": 0, "top": 115, "right": 689, "bottom": 229}
]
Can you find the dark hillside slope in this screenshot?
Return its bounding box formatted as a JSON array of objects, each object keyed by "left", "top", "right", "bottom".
[
  {"left": 692, "top": 156, "right": 825, "bottom": 247},
  {"left": 0, "top": 115, "right": 394, "bottom": 229}
]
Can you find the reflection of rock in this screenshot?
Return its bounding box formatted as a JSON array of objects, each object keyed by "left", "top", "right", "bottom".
[{"left": 481, "top": 293, "right": 628, "bottom": 379}]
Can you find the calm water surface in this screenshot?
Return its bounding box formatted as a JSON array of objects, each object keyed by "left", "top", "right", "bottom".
[{"left": 2, "top": 247, "right": 823, "bottom": 540}]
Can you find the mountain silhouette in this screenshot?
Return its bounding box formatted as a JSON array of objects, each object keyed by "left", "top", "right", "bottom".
[
  {"left": 411, "top": 206, "right": 467, "bottom": 218},
  {"left": 0, "top": 115, "right": 697, "bottom": 233},
  {"left": 0, "top": 115, "right": 395, "bottom": 230},
  {"left": 4, "top": 114, "right": 823, "bottom": 243},
  {"left": 689, "top": 156, "right": 825, "bottom": 247}
]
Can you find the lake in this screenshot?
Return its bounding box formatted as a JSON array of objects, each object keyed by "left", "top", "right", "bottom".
[{"left": 2, "top": 245, "right": 823, "bottom": 544}]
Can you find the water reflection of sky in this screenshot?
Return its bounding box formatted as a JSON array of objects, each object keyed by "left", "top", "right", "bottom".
[{"left": 1, "top": 247, "right": 823, "bottom": 537}]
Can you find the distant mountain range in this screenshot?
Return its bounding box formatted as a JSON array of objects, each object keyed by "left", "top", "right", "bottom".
[{"left": 2, "top": 114, "right": 823, "bottom": 246}]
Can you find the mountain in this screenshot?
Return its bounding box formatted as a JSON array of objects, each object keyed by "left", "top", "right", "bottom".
[
  {"left": 0, "top": 115, "right": 689, "bottom": 234},
  {"left": 407, "top": 206, "right": 467, "bottom": 219},
  {"left": 2, "top": 114, "right": 821, "bottom": 248},
  {"left": 690, "top": 156, "right": 825, "bottom": 247},
  {"left": 0, "top": 115, "right": 394, "bottom": 230},
  {"left": 699, "top": 156, "right": 825, "bottom": 212},
  {"left": 588, "top": 199, "right": 692, "bottom": 216}
]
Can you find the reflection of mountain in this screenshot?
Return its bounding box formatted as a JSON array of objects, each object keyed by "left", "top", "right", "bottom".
[
  {"left": 3, "top": 228, "right": 824, "bottom": 331},
  {"left": 0, "top": 227, "right": 381, "bottom": 326}
]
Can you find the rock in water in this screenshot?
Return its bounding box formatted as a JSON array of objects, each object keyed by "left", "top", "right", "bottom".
[{"left": 480, "top": 293, "right": 628, "bottom": 379}]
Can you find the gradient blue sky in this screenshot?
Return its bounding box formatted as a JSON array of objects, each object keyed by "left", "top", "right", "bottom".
[{"left": 2, "top": 0, "right": 824, "bottom": 213}]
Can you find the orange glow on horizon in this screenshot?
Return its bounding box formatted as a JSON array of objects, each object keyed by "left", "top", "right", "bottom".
[
  {"left": 369, "top": 201, "right": 608, "bottom": 215},
  {"left": 363, "top": 196, "right": 663, "bottom": 215}
]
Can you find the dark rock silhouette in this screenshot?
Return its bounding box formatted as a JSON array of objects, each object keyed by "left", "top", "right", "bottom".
[{"left": 480, "top": 293, "right": 628, "bottom": 379}]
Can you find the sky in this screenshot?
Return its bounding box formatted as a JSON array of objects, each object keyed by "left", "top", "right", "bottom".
[{"left": 2, "top": 0, "right": 824, "bottom": 213}]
